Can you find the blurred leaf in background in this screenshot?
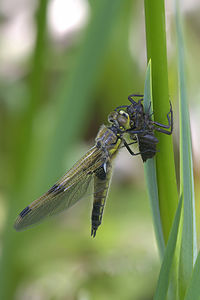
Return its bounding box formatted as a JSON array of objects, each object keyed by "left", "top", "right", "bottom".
[{"left": 0, "top": 0, "right": 199, "bottom": 299}]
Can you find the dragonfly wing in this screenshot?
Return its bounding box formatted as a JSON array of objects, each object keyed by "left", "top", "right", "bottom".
[
  {"left": 49, "top": 175, "right": 93, "bottom": 216},
  {"left": 14, "top": 146, "right": 105, "bottom": 231},
  {"left": 14, "top": 175, "right": 93, "bottom": 231}
]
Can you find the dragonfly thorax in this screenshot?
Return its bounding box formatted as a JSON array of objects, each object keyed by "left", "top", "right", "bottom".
[{"left": 95, "top": 125, "right": 121, "bottom": 154}]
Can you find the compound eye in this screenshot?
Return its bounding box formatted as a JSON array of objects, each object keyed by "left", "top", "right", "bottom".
[
  {"left": 119, "top": 110, "right": 129, "bottom": 119},
  {"left": 118, "top": 111, "right": 130, "bottom": 129}
]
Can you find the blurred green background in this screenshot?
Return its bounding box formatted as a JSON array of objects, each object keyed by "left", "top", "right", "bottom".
[{"left": 0, "top": 0, "right": 199, "bottom": 299}]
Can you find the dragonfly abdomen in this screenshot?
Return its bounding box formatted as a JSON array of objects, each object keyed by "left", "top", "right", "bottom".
[
  {"left": 95, "top": 125, "right": 121, "bottom": 154},
  {"left": 91, "top": 163, "right": 112, "bottom": 237}
]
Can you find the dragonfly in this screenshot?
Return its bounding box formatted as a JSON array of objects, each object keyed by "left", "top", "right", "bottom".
[
  {"left": 115, "top": 94, "right": 173, "bottom": 162},
  {"left": 14, "top": 109, "right": 146, "bottom": 237}
]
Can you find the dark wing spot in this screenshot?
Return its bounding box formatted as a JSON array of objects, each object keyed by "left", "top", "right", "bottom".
[
  {"left": 54, "top": 184, "right": 65, "bottom": 195},
  {"left": 47, "top": 184, "right": 59, "bottom": 194},
  {"left": 47, "top": 184, "right": 65, "bottom": 196},
  {"left": 20, "top": 206, "right": 31, "bottom": 218}
]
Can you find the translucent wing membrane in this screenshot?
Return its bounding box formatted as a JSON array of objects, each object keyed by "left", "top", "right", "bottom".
[
  {"left": 14, "top": 146, "right": 105, "bottom": 231},
  {"left": 14, "top": 176, "right": 93, "bottom": 231}
]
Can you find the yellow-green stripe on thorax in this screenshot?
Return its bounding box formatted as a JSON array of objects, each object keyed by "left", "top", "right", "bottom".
[{"left": 95, "top": 125, "right": 121, "bottom": 157}]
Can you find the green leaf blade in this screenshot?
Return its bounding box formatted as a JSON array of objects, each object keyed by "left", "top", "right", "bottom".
[
  {"left": 144, "top": 0, "right": 178, "bottom": 244},
  {"left": 184, "top": 251, "right": 200, "bottom": 300},
  {"left": 143, "top": 61, "right": 165, "bottom": 258},
  {"left": 154, "top": 196, "right": 182, "bottom": 300},
  {"left": 175, "top": 0, "right": 197, "bottom": 297}
]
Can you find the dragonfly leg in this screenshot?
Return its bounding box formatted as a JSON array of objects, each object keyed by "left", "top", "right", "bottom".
[
  {"left": 128, "top": 94, "right": 144, "bottom": 105},
  {"left": 114, "top": 105, "right": 129, "bottom": 111},
  {"left": 120, "top": 140, "right": 137, "bottom": 149},
  {"left": 125, "top": 128, "right": 148, "bottom": 135},
  {"left": 122, "top": 139, "right": 142, "bottom": 156},
  {"left": 153, "top": 102, "right": 173, "bottom": 134},
  {"left": 122, "top": 138, "right": 159, "bottom": 157}
]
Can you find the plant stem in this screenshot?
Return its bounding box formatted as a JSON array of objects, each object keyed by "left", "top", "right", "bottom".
[{"left": 144, "top": 0, "right": 178, "bottom": 244}]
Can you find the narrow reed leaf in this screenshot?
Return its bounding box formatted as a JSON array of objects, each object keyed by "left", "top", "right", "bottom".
[
  {"left": 0, "top": 2, "right": 49, "bottom": 300},
  {"left": 184, "top": 251, "right": 200, "bottom": 300},
  {"left": 175, "top": 0, "right": 197, "bottom": 297},
  {"left": 144, "top": 0, "right": 178, "bottom": 244},
  {"left": 143, "top": 60, "right": 165, "bottom": 258},
  {"left": 27, "top": 0, "right": 127, "bottom": 192},
  {"left": 41, "top": 0, "right": 126, "bottom": 186},
  {"left": 153, "top": 196, "right": 182, "bottom": 300},
  {"left": 0, "top": 2, "right": 127, "bottom": 299}
]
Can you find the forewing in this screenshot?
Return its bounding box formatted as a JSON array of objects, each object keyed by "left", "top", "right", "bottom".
[
  {"left": 14, "top": 175, "right": 93, "bottom": 231},
  {"left": 14, "top": 146, "right": 105, "bottom": 231}
]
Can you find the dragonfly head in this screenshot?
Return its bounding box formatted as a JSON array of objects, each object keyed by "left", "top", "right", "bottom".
[{"left": 108, "top": 110, "right": 131, "bottom": 130}]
